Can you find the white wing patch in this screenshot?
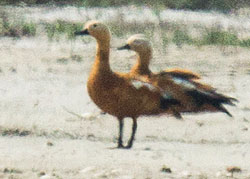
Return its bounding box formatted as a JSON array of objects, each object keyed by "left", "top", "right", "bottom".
[
  {"left": 131, "top": 80, "right": 157, "bottom": 91},
  {"left": 172, "top": 77, "right": 196, "bottom": 89},
  {"left": 162, "top": 92, "right": 173, "bottom": 99},
  {"left": 173, "top": 77, "right": 215, "bottom": 97}
]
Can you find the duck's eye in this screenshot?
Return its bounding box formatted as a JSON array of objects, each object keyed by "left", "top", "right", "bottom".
[{"left": 93, "top": 24, "right": 97, "bottom": 28}]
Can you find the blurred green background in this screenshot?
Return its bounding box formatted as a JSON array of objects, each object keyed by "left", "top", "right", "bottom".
[{"left": 1, "top": 0, "right": 250, "bottom": 12}]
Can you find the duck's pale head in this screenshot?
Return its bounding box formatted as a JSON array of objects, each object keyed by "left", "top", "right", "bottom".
[
  {"left": 75, "top": 20, "right": 111, "bottom": 42},
  {"left": 118, "top": 34, "right": 152, "bottom": 54}
]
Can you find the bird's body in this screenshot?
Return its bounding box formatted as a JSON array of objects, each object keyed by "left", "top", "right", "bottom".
[
  {"left": 87, "top": 65, "right": 164, "bottom": 118},
  {"left": 118, "top": 34, "right": 237, "bottom": 118}
]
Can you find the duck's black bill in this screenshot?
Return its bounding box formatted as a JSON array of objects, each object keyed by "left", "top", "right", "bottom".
[
  {"left": 74, "top": 29, "right": 89, "bottom": 36},
  {"left": 117, "top": 44, "right": 130, "bottom": 50}
]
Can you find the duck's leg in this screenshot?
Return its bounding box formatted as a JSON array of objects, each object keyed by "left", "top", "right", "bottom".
[
  {"left": 172, "top": 109, "right": 183, "bottom": 120},
  {"left": 125, "top": 117, "right": 137, "bottom": 149},
  {"left": 117, "top": 118, "right": 124, "bottom": 148}
]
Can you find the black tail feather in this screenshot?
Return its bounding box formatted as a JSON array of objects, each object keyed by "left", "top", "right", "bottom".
[
  {"left": 226, "top": 97, "right": 238, "bottom": 106},
  {"left": 160, "top": 97, "right": 181, "bottom": 110},
  {"left": 186, "top": 90, "right": 236, "bottom": 116},
  {"left": 217, "top": 105, "right": 233, "bottom": 117}
]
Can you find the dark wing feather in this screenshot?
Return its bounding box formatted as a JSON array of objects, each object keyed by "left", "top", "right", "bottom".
[{"left": 161, "top": 68, "right": 200, "bottom": 80}]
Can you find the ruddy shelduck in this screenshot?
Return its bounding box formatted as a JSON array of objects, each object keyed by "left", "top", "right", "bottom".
[
  {"left": 118, "top": 34, "right": 237, "bottom": 119},
  {"left": 75, "top": 21, "right": 181, "bottom": 149}
]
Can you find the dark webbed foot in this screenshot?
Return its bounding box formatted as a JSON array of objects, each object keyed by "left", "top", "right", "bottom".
[
  {"left": 124, "top": 144, "right": 133, "bottom": 149},
  {"left": 108, "top": 143, "right": 124, "bottom": 150}
]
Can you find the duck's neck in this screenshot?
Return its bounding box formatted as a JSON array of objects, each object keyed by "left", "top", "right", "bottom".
[
  {"left": 131, "top": 51, "right": 152, "bottom": 76},
  {"left": 93, "top": 39, "right": 111, "bottom": 73}
]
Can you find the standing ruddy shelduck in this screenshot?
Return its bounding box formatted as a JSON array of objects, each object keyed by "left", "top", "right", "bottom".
[
  {"left": 118, "top": 34, "right": 237, "bottom": 118},
  {"left": 75, "top": 21, "right": 181, "bottom": 149}
]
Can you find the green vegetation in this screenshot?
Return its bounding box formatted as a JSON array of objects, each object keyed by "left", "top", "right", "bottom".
[
  {"left": 3, "top": 168, "right": 23, "bottom": 174},
  {"left": 56, "top": 55, "right": 83, "bottom": 64},
  {"left": 240, "top": 39, "right": 250, "bottom": 47},
  {"left": 0, "top": 9, "right": 249, "bottom": 48},
  {"left": 109, "top": 20, "right": 249, "bottom": 48},
  {"left": 201, "top": 28, "right": 239, "bottom": 46},
  {"left": 0, "top": 11, "right": 37, "bottom": 37},
  {"left": 21, "top": 22, "right": 37, "bottom": 36},
  {"left": 173, "top": 29, "right": 193, "bottom": 47},
  {"left": 108, "top": 21, "right": 155, "bottom": 37},
  {"left": 0, "top": 0, "right": 249, "bottom": 12},
  {"left": 0, "top": 127, "right": 31, "bottom": 136},
  {"left": 44, "top": 20, "right": 83, "bottom": 41}
]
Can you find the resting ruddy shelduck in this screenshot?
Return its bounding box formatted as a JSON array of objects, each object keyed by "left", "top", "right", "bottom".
[
  {"left": 118, "top": 34, "right": 237, "bottom": 118},
  {"left": 75, "top": 21, "right": 181, "bottom": 149}
]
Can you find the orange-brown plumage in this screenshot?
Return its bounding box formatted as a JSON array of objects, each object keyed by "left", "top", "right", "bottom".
[
  {"left": 118, "top": 34, "right": 237, "bottom": 118},
  {"left": 75, "top": 21, "right": 178, "bottom": 148}
]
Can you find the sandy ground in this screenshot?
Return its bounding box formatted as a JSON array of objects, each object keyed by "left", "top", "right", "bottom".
[{"left": 0, "top": 36, "right": 250, "bottom": 179}]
